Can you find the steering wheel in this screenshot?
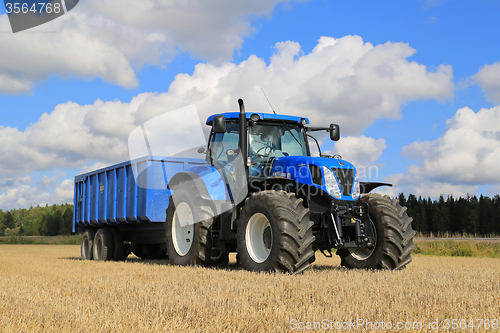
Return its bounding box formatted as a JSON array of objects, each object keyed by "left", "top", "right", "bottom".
[{"left": 256, "top": 146, "right": 272, "bottom": 156}]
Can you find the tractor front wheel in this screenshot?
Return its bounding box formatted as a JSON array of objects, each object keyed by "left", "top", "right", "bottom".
[{"left": 337, "top": 193, "right": 416, "bottom": 270}]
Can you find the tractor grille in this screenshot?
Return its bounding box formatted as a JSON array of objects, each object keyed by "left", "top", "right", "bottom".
[{"left": 331, "top": 168, "right": 354, "bottom": 197}]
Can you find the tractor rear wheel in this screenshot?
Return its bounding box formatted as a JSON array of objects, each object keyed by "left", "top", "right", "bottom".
[
  {"left": 237, "top": 191, "right": 315, "bottom": 274},
  {"left": 165, "top": 184, "right": 228, "bottom": 267},
  {"left": 337, "top": 193, "right": 416, "bottom": 270}
]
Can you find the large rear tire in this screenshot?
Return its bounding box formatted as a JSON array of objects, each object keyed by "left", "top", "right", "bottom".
[
  {"left": 93, "top": 228, "right": 114, "bottom": 261},
  {"left": 165, "top": 185, "right": 228, "bottom": 267},
  {"left": 237, "top": 191, "right": 315, "bottom": 274},
  {"left": 81, "top": 228, "right": 96, "bottom": 260},
  {"left": 337, "top": 193, "right": 416, "bottom": 270}
]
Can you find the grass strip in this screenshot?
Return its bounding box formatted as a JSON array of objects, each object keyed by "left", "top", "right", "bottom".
[
  {"left": 414, "top": 239, "right": 500, "bottom": 258},
  {"left": 0, "top": 235, "right": 82, "bottom": 245}
]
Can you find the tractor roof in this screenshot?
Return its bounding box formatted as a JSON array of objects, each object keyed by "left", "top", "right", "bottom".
[{"left": 206, "top": 112, "right": 309, "bottom": 125}]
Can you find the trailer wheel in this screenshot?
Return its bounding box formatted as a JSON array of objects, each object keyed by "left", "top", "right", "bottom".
[
  {"left": 93, "top": 228, "right": 114, "bottom": 261},
  {"left": 165, "top": 185, "right": 227, "bottom": 267},
  {"left": 236, "top": 191, "right": 315, "bottom": 274},
  {"left": 337, "top": 193, "right": 416, "bottom": 270},
  {"left": 81, "top": 229, "right": 96, "bottom": 260}
]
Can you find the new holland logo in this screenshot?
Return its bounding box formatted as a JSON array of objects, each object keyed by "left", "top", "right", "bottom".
[{"left": 4, "top": 0, "right": 79, "bottom": 33}]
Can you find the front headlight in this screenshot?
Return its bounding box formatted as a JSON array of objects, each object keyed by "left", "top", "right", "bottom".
[
  {"left": 322, "top": 166, "right": 342, "bottom": 199},
  {"left": 352, "top": 173, "right": 360, "bottom": 200}
]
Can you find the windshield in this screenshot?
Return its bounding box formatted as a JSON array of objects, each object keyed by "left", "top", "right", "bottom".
[
  {"left": 249, "top": 123, "right": 307, "bottom": 162},
  {"left": 210, "top": 123, "right": 239, "bottom": 163}
]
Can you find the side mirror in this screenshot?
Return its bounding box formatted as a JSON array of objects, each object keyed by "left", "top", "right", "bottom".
[
  {"left": 213, "top": 115, "right": 226, "bottom": 133},
  {"left": 330, "top": 124, "right": 340, "bottom": 141}
]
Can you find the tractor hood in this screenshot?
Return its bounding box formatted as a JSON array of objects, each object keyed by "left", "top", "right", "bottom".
[{"left": 270, "top": 156, "right": 359, "bottom": 201}]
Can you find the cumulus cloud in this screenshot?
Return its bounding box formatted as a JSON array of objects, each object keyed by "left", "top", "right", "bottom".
[
  {"left": 0, "top": 0, "right": 297, "bottom": 94},
  {"left": 0, "top": 173, "right": 73, "bottom": 209},
  {"left": 332, "top": 136, "right": 386, "bottom": 166},
  {"left": 322, "top": 135, "right": 386, "bottom": 179},
  {"left": 473, "top": 62, "right": 500, "bottom": 104},
  {"left": 382, "top": 173, "right": 478, "bottom": 199},
  {"left": 140, "top": 35, "right": 454, "bottom": 134},
  {"left": 403, "top": 106, "right": 500, "bottom": 186}
]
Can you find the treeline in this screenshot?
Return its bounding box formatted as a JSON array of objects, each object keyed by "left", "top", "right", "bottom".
[
  {"left": 1, "top": 193, "right": 500, "bottom": 237},
  {"left": 0, "top": 204, "right": 73, "bottom": 236},
  {"left": 399, "top": 193, "right": 500, "bottom": 236}
]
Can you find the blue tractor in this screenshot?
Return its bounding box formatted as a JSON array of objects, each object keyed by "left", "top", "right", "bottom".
[{"left": 164, "top": 99, "right": 416, "bottom": 273}]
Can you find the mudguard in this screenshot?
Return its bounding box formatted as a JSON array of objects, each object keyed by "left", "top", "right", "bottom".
[{"left": 167, "top": 165, "right": 230, "bottom": 202}]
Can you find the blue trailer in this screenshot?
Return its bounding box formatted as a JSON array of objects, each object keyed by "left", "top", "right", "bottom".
[
  {"left": 74, "top": 99, "right": 415, "bottom": 272},
  {"left": 73, "top": 156, "right": 207, "bottom": 260}
]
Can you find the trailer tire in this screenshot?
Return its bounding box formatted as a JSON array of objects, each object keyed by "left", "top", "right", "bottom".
[
  {"left": 111, "top": 229, "right": 125, "bottom": 261},
  {"left": 81, "top": 228, "right": 96, "bottom": 260},
  {"left": 165, "top": 185, "right": 226, "bottom": 267},
  {"left": 93, "top": 228, "right": 114, "bottom": 261},
  {"left": 337, "top": 193, "right": 416, "bottom": 270},
  {"left": 237, "top": 191, "right": 315, "bottom": 274}
]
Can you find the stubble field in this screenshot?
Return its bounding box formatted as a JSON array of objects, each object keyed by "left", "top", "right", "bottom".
[{"left": 0, "top": 245, "right": 499, "bottom": 332}]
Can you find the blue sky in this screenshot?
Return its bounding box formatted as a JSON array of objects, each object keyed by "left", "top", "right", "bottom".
[{"left": 1, "top": 0, "right": 500, "bottom": 209}]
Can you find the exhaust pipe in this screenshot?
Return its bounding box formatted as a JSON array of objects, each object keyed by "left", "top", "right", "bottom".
[
  {"left": 238, "top": 98, "right": 248, "bottom": 196},
  {"left": 238, "top": 98, "right": 247, "bottom": 162}
]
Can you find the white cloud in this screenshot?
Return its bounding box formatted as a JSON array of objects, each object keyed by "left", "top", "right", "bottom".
[
  {"left": 322, "top": 135, "right": 386, "bottom": 180},
  {"left": 383, "top": 173, "right": 477, "bottom": 199},
  {"left": 332, "top": 135, "right": 386, "bottom": 166},
  {"left": 0, "top": 0, "right": 298, "bottom": 94},
  {"left": 403, "top": 106, "right": 500, "bottom": 186},
  {"left": 0, "top": 173, "right": 73, "bottom": 209},
  {"left": 142, "top": 35, "right": 454, "bottom": 134},
  {"left": 473, "top": 62, "right": 500, "bottom": 104}
]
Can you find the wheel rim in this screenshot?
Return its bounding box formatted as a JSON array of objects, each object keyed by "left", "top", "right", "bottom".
[
  {"left": 246, "top": 213, "right": 272, "bottom": 263},
  {"left": 348, "top": 219, "right": 377, "bottom": 260},
  {"left": 172, "top": 202, "right": 194, "bottom": 256}
]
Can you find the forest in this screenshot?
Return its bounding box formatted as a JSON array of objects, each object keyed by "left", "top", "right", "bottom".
[
  {"left": 399, "top": 193, "right": 500, "bottom": 236},
  {"left": 1, "top": 193, "right": 499, "bottom": 236}
]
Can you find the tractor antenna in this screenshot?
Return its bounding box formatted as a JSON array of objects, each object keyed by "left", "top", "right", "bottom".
[{"left": 261, "top": 88, "right": 276, "bottom": 114}]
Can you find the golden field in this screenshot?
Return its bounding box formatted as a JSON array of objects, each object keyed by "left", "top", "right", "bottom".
[{"left": 0, "top": 245, "right": 499, "bottom": 332}]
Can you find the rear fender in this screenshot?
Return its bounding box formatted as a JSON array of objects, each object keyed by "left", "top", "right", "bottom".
[{"left": 167, "top": 171, "right": 212, "bottom": 200}]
